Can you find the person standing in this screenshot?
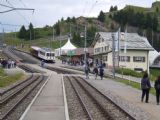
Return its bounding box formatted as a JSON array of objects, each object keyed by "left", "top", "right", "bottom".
[
  {"left": 154, "top": 76, "right": 160, "bottom": 105},
  {"left": 93, "top": 66, "right": 98, "bottom": 79},
  {"left": 99, "top": 66, "right": 104, "bottom": 80},
  {"left": 141, "top": 72, "right": 151, "bottom": 103}
]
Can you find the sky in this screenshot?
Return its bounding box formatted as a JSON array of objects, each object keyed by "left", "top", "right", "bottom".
[{"left": 0, "top": 0, "right": 156, "bottom": 32}]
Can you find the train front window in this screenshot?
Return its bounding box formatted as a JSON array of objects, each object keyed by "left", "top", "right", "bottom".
[
  {"left": 51, "top": 53, "right": 54, "bottom": 56},
  {"left": 46, "top": 53, "right": 50, "bottom": 56}
]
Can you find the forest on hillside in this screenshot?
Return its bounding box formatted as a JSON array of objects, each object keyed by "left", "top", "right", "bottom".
[{"left": 17, "top": 2, "right": 160, "bottom": 51}]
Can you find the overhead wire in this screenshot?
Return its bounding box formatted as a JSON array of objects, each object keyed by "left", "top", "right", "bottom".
[{"left": 6, "top": 0, "right": 30, "bottom": 24}]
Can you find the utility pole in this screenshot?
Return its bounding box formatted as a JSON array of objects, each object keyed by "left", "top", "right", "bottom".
[
  {"left": 84, "top": 25, "right": 87, "bottom": 66},
  {"left": 112, "top": 33, "right": 116, "bottom": 78},
  {"left": 60, "top": 32, "right": 62, "bottom": 57},
  {"left": 30, "top": 29, "right": 31, "bottom": 47},
  {"left": 2, "top": 28, "right": 4, "bottom": 45}
]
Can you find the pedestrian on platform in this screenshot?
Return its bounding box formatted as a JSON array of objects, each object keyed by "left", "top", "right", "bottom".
[
  {"left": 84, "top": 64, "right": 90, "bottom": 79},
  {"left": 99, "top": 66, "right": 104, "bottom": 80},
  {"left": 154, "top": 76, "right": 160, "bottom": 105},
  {"left": 141, "top": 72, "right": 151, "bottom": 103},
  {"left": 93, "top": 66, "right": 98, "bottom": 79},
  {"left": 41, "top": 60, "right": 45, "bottom": 68}
]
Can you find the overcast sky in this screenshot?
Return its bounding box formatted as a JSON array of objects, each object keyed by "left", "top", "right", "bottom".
[{"left": 0, "top": 0, "right": 155, "bottom": 32}]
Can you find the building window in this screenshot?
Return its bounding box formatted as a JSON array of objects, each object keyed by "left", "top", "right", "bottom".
[
  {"left": 102, "top": 38, "right": 104, "bottom": 42},
  {"left": 105, "top": 46, "right": 107, "bottom": 51},
  {"left": 103, "top": 56, "right": 107, "bottom": 61},
  {"left": 133, "top": 56, "right": 145, "bottom": 62},
  {"left": 119, "top": 56, "right": 130, "bottom": 62}
]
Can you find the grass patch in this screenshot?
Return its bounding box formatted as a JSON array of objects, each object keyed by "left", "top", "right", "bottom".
[
  {"left": 0, "top": 72, "right": 24, "bottom": 88},
  {"left": 111, "top": 77, "right": 156, "bottom": 95},
  {"left": 116, "top": 68, "right": 160, "bottom": 81},
  {"left": 115, "top": 68, "right": 144, "bottom": 78}
]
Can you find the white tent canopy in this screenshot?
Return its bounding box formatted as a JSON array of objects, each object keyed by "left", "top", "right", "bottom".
[
  {"left": 149, "top": 50, "right": 160, "bottom": 65},
  {"left": 55, "top": 37, "right": 76, "bottom": 56},
  {"left": 143, "top": 36, "right": 160, "bottom": 65}
]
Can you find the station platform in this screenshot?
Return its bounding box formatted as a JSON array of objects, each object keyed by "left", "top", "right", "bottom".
[
  {"left": 20, "top": 63, "right": 160, "bottom": 120},
  {"left": 20, "top": 65, "right": 66, "bottom": 120}
]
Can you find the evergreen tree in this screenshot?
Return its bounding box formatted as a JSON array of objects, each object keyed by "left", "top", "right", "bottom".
[
  {"left": 67, "top": 17, "right": 71, "bottom": 22},
  {"left": 114, "top": 6, "right": 118, "bottom": 11},
  {"left": 98, "top": 11, "right": 105, "bottom": 22},
  {"left": 54, "top": 22, "right": 60, "bottom": 35},
  {"left": 109, "top": 6, "right": 114, "bottom": 12},
  {"left": 72, "top": 16, "right": 76, "bottom": 23},
  {"left": 18, "top": 25, "right": 27, "bottom": 39},
  {"left": 27, "top": 23, "right": 34, "bottom": 40}
]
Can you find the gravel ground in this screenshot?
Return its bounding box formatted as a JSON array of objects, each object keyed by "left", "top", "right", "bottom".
[
  {"left": 83, "top": 76, "right": 153, "bottom": 120},
  {"left": 64, "top": 76, "right": 89, "bottom": 120}
]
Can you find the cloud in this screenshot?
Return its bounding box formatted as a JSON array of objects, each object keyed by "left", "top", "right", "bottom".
[{"left": 0, "top": 0, "right": 155, "bottom": 32}]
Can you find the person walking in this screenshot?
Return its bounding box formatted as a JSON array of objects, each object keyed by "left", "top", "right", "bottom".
[
  {"left": 93, "top": 66, "right": 98, "bottom": 79},
  {"left": 99, "top": 66, "right": 104, "bottom": 80},
  {"left": 84, "top": 65, "right": 90, "bottom": 79},
  {"left": 141, "top": 72, "right": 151, "bottom": 103},
  {"left": 154, "top": 76, "right": 160, "bottom": 105},
  {"left": 41, "top": 60, "right": 45, "bottom": 68}
]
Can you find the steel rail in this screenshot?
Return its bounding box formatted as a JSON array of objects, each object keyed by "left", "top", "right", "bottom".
[
  {"left": 0, "top": 75, "right": 40, "bottom": 104},
  {"left": 0, "top": 75, "right": 44, "bottom": 120},
  {"left": 66, "top": 76, "right": 93, "bottom": 120},
  {"left": 77, "top": 76, "right": 136, "bottom": 120},
  {"left": 72, "top": 76, "right": 112, "bottom": 119}
]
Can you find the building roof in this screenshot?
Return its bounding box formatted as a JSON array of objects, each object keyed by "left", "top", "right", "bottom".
[{"left": 92, "top": 32, "right": 154, "bottom": 51}]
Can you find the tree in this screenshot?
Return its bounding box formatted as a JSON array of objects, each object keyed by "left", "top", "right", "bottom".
[
  {"left": 54, "top": 21, "right": 60, "bottom": 35},
  {"left": 18, "top": 25, "right": 27, "bottom": 39},
  {"left": 61, "top": 17, "right": 64, "bottom": 22},
  {"left": 72, "top": 16, "right": 76, "bottom": 23},
  {"left": 152, "top": 14, "right": 158, "bottom": 31},
  {"left": 109, "top": 6, "right": 114, "bottom": 12},
  {"left": 156, "top": 7, "right": 159, "bottom": 13},
  {"left": 98, "top": 11, "right": 105, "bottom": 22},
  {"left": 26, "top": 23, "right": 34, "bottom": 40},
  {"left": 113, "top": 6, "right": 118, "bottom": 11},
  {"left": 67, "top": 17, "right": 71, "bottom": 22}
]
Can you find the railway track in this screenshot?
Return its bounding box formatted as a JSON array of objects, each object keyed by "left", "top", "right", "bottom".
[
  {"left": 3, "top": 46, "right": 38, "bottom": 64},
  {"left": 0, "top": 74, "right": 46, "bottom": 120},
  {"left": 45, "top": 66, "right": 77, "bottom": 74},
  {"left": 64, "top": 76, "right": 136, "bottom": 120}
]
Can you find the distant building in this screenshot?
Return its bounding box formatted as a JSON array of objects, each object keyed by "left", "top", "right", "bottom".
[{"left": 91, "top": 32, "right": 154, "bottom": 72}]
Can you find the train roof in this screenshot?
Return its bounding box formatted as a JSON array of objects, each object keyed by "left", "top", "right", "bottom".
[
  {"left": 31, "top": 46, "right": 54, "bottom": 53},
  {"left": 40, "top": 47, "right": 54, "bottom": 53},
  {"left": 31, "top": 46, "right": 41, "bottom": 51}
]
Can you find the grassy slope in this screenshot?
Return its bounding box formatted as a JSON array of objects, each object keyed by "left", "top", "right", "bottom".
[
  {"left": 4, "top": 36, "right": 67, "bottom": 52},
  {"left": 0, "top": 68, "right": 24, "bottom": 88}
]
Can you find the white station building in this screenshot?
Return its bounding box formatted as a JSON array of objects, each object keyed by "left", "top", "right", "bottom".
[{"left": 91, "top": 32, "right": 154, "bottom": 72}]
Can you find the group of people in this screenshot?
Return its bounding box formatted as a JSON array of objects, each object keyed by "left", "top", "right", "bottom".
[
  {"left": 84, "top": 64, "right": 104, "bottom": 80},
  {"left": 0, "top": 59, "right": 17, "bottom": 69},
  {"left": 141, "top": 72, "right": 160, "bottom": 105}
]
